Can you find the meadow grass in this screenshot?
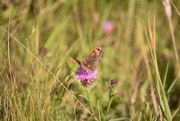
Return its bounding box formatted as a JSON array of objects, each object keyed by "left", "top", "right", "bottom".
[{"left": 0, "top": 0, "right": 180, "bottom": 120}]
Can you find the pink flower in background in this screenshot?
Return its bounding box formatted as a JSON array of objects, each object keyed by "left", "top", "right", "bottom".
[
  {"left": 102, "top": 19, "right": 114, "bottom": 34},
  {"left": 76, "top": 67, "right": 98, "bottom": 86}
]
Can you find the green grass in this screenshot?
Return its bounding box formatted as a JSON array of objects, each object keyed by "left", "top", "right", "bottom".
[{"left": 0, "top": 0, "right": 180, "bottom": 120}]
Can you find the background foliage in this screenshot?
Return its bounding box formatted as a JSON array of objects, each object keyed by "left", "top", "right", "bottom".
[{"left": 0, "top": 0, "right": 180, "bottom": 120}]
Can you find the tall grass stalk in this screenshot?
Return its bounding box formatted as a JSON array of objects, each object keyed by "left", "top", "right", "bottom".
[{"left": 147, "top": 14, "right": 172, "bottom": 120}]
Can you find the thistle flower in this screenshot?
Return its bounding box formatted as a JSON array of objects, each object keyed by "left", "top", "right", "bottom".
[
  {"left": 102, "top": 19, "right": 114, "bottom": 34},
  {"left": 75, "top": 67, "right": 98, "bottom": 86},
  {"left": 110, "top": 79, "right": 118, "bottom": 87}
]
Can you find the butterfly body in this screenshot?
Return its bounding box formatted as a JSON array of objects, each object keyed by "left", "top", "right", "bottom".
[{"left": 68, "top": 45, "right": 103, "bottom": 71}]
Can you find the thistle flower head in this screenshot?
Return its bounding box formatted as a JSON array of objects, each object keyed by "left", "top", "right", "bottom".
[
  {"left": 110, "top": 79, "right": 118, "bottom": 87},
  {"left": 75, "top": 67, "right": 98, "bottom": 86},
  {"left": 102, "top": 19, "right": 114, "bottom": 34}
]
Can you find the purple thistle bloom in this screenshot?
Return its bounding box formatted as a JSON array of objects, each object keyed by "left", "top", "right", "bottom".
[
  {"left": 75, "top": 67, "right": 98, "bottom": 86},
  {"left": 102, "top": 19, "right": 114, "bottom": 34}
]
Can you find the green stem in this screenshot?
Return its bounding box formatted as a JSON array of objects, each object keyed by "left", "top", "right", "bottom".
[
  {"left": 106, "top": 87, "right": 114, "bottom": 113},
  {"left": 106, "top": 96, "right": 113, "bottom": 113},
  {"left": 86, "top": 89, "right": 94, "bottom": 115}
]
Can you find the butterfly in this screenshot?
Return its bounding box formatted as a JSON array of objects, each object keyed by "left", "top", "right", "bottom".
[{"left": 68, "top": 45, "right": 103, "bottom": 71}]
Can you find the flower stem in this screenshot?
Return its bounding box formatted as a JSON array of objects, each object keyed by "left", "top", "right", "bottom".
[
  {"left": 106, "top": 96, "right": 113, "bottom": 113},
  {"left": 106, "top": 87, "right": 114, "bottom": 113},
  {"left": 86, "top": 89, "right": 94, "bottom": 115}
]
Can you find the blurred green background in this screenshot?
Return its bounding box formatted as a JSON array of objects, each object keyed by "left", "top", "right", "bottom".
[{"left": 0, "top": 0, "right": 180, "bottom": 120}]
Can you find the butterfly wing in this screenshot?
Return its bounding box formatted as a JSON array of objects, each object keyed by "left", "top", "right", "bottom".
[
  {"left": 68, "top": 57, "right": 81, "bottom": 65},
  {"left": 85, "top": 45, "right": 103, "bottom": 70},
  {"left": 68, "top": 57, "right": 93, "bottom": 71},
  {"left": 85, "top": 45, "right": 103, "bottom": 61},
  {"left": 84, "top": 60, "right": 97, "bottom": 71}
]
